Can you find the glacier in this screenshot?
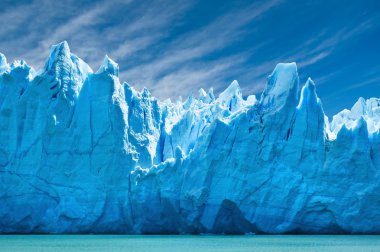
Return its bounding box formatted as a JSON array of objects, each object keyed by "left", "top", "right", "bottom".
[{"left": 0, "top": 41, "right": 380, "bottom": 234}]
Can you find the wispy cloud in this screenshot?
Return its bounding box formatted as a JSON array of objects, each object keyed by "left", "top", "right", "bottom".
[
  {"left": 149, "top": 53, "right": 249, "bottom": 98},
  {"left": 121, "top": 0, "right": 283, "bottom": 97},
  {"left": 1, "top": 0, "right": 283, "bottom": 98},
  {"left": 0, "top": 0, "right": 379, "bottom": 107},
  {"left": 324, "top": 65, "right": 380, "bottom": 101},
  {"left": 0, "top": 0, "right": 98, "bottom": 65},
  {"left": 238, "top": 13, "right": 380, "bottom": 96},
  {"left": 0, "top": 0, "right": 193, "bottom": 70}
]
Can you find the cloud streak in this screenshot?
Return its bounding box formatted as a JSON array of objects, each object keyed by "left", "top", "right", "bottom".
[
  {"left": 0, "top": 0, "right": 379, "bottom": 111},
  {"left": 121, "top": 0, "right": 284, "bottom": 97}
]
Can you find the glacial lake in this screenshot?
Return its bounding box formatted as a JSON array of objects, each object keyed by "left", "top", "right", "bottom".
[{"left": 0, "top": 235, "right": 379, "bottom": 252}]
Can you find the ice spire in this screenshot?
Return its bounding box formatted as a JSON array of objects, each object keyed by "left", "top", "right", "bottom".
[
  {"left": 0, "top": 53, "right": 10, "bottom": 73},
  {"left": 218, "top": 80, "right": 243, "bottom": 112},
  {"left": 44, "top": 41, "right": 71, "bottom": 72},
  {"left": 97, "top": 55, "right": 119, "bottom": 77},
  {"left": 261, "top": 62, "right": 299, "bottom": 111},
  {"left": 297, "top": 78, "right": 318, "bottom": 109}
]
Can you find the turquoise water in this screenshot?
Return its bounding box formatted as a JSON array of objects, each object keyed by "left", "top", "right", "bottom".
[{"left": 0, "top": 235, "right": 379, "bottom": 252}]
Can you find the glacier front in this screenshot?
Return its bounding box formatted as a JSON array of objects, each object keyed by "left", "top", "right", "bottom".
[{"left": 0, "top": 41, "right": 379, "bottom": 234}]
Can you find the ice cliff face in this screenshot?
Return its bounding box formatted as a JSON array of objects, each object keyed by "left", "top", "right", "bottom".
[{"left": 1, "top": 42, "right": 380, "bottom": 234}]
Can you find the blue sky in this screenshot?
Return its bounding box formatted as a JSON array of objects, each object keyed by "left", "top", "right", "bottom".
[{"left": 0, "top": 0, "right": 379, "bottom": 116}]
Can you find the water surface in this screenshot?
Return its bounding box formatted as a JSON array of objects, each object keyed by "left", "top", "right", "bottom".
[{"left": 0, "top": 235, "right": 379, "bottom": 252}]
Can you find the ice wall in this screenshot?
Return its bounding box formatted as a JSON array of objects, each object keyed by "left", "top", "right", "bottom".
[{"left": 1, "top": 42, "right": 380, "bottom": 234}]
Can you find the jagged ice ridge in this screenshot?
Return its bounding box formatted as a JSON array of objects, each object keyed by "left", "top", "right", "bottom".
[{"left": 0, "top": 41, "right": 380, "bottom": 234}]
